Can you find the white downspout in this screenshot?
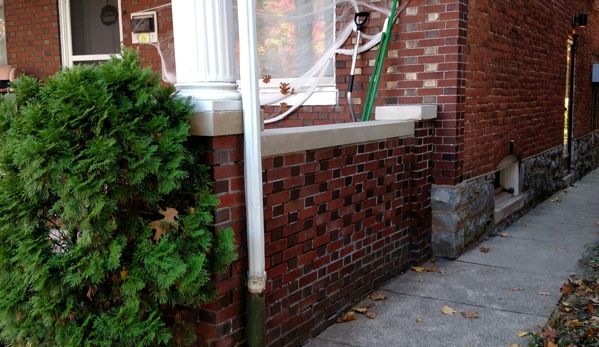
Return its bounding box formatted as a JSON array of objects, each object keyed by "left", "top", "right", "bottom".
[{"left": 237, "top": 0, "right": 266, "bottom": 295}]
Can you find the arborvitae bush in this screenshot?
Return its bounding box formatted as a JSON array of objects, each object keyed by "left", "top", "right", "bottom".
[{"left": 0, "top": 49, "right": 236, "bottom": 346}]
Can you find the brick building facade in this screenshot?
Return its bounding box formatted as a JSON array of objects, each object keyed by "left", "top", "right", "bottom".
[{"left": 3, "top": 0, "right": 599, "bottom": 346}]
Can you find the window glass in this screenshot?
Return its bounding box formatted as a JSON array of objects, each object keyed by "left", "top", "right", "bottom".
[
  {"left": 0, "top": 2, "right": 6, "bottom": 65},
  {"left": 70, "top": 0, "right": 120, "bottom": 56}
]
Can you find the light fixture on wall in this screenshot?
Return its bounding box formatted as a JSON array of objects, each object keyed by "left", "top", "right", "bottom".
[{"left": 573, "top": 13, "right": 588, "bottom": 28}]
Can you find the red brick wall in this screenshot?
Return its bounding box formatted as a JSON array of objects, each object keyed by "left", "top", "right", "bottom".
[
  {"left": 462, "top": 0, "right": 599, "bottom": 179},
  {"left": 194, "top": 123, "right": 433, "bottom": 346},
  {"left": 4, "top": 0, "right": 171, "bottom": 79},
  {"left": 5, "top": 0, "right": 62, "bottom": 78}
]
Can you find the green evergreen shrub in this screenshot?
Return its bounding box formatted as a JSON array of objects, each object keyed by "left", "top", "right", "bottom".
[{"left": 0, "top": 49, "right": 236, "bottom": 347}]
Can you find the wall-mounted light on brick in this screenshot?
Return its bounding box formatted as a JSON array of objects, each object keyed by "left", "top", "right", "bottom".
[{"left": 573, "top": 13, "right": 588, "bottom": 28}]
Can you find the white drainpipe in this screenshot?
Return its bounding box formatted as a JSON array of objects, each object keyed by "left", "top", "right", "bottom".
[{"left": 237, "top": 1, "right": 266, "bottom": 345}]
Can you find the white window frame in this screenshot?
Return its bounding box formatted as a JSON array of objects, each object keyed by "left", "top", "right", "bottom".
[
  {"left": 257, "top": 76, "right": 337, "bottom": 106},
  {"left": 57, "top": 0, "right": 124, "bottom": 67}
]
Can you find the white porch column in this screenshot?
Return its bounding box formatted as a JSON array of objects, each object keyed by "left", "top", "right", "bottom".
[{"left": 172, "top": 0, "right": 241, "bottom": 113}]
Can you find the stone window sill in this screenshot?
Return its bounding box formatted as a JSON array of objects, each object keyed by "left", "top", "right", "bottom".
[{"left": 493, "top": 192, "right": 524, "bottom": 224}]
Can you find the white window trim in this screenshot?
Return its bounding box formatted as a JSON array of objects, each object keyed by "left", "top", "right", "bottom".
[
  {"left": 58, "top": 0, "right": 123, "bottom": 67},
  {"left": 256, "top": 76, "right": 337, "bottom": 106}
]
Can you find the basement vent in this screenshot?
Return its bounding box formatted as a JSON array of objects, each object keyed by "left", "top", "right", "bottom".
[{"left": 493, "top": 155, "right": 523, "bottom": 224}]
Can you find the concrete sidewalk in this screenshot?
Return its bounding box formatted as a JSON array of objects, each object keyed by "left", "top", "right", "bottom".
[{"left": 305, "top": 168, "right": 599, "bottom": 347}]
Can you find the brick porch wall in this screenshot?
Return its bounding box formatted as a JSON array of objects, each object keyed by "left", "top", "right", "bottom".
[{"left": 191, "top": 122, "right": 433, "bottom": 347}]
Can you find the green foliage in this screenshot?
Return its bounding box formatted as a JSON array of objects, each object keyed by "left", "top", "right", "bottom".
[{"left": 0, "top": 49, "right": 236, "bottom": 347}]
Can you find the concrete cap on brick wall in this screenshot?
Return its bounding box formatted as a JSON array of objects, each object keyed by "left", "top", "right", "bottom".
[{"left": 375, "top": 105, "right": 437, "bottom": 121}]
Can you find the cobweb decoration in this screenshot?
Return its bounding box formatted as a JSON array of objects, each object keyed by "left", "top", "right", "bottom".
[{"left": 145, "top": 1, "right": 406, "bottom": 123}]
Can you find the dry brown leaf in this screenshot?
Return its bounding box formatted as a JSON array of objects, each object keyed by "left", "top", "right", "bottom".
[
  {"left": 280, "top": 102, "right": 290, "bottom": 113},
  {"left": 290, "top": 88, "right": 295, "bottom": 95},
  {"left": 419, "top": 279, "right": 424, "bottom": 282},
  {"left": 588, "top": 303, "right": 595, "bottom": 315},
  {"left": 364, "top": 302, "right": 375, "bottom": 309},
  {"left": 262, "top": 75, "right": 272, "bottom": 83},
  {"left": 120, "top": 269, "right": 128, "bottom": 279},
  {"left": 568, "top": 319, "right": 584, "bottom": 327},
  {"left": 546, "top": 342, "right": 558, "bottom": 347},
  {"left": 549, "top": 197, "right": 562, "bottom": 203},
  {"left": 441, "top": 305, "right": 457, "bottom": 315},
  {"left": 429, "top": 257, "right": 436, "bottom": 264},
  {"left": 460, "top": 311, "right": 479, "bottom": 319},
  {"left": 508, "top": 287, "right": 524, "bottom": 291},
  {"left": 537, "top": 292, "right": 551, "bottom": 296},
  {"left": 479, "top": 246, "right": 490, "bottom": 253},
  {"left": 86, "top": 286, "right": 96, "bottom": 300},
  {"left": 594, "top": 222, "right": 599, "bottom": 226},
  {"left": 189, "top": 207, "right": 195, "bottom": 215},
  {"left": 562, "top": 190, "right": 568, "bottom": 195},
  {"left": 560, "top": 283, "right": 572, "bottom": 295},
  {"left": 352, "top": 307, "right": 368, "bottom": 314},
  {"left": 150, "top": 220, "right": 169, "bottom": 243},
  {"left": 366, "top": 312, "right": 377, "bottom": 319},
  {"left": 590, "top": 316, "right": 599, "bottom": 322},
  {"left": 279, "top": 82, "right": 291, "bottom": 95},
  {"left": 500, "top": 233, "right": 509, "bottom": 237},
  {"left": 159, "top": 207, "right": 179, "bottom": 224},
  {"left": 416, "top": 318, "right": 422, "bottom": 322},
  {"left": 340, "top": 311, "right": 357, "bottom": 322},
  {"left": 536, "top": 328, "right": 557, "bottom": 341},
  {"left": 370, "top": 293, "right": 387, "bottom": 301},
  {"left": 508, "top": 344, "right": 522, "bottom": 347},
  {"left": 516, "top": 330, "right": 529, "bottom": 337},
  {"left": 412, "top": 266, "right": 425, "bottom": 272},
  {"left": 525, "top": 223, "right": 529, "bottom": 228},
  {"left": 555, "top": 248, "right": 567, "bottom": 252}
]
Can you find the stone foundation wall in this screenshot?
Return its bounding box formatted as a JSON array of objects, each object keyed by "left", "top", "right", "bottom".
[
  {"left": 572, "top": 130, "right": 599, "bottom": 180},
  {"left": 431, "top": 137, "right": 599, "bottom": 258},
  {"left": 430, "top": 175, "right": 494, "bottom": 258}
]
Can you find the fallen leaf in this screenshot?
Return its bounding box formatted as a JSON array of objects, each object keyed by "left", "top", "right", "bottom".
[
  {"left": 546, "top": 342, "right": 558, "bottom": 347},
  {"left": 508, "top": 287, "right": 524, "bottom": 291},
  {"left": 442, "top": 305, "right": 457, "bottom": 315},
  {"left": 562, "top": 190, "right": 568, "bottom": 194},
  {"left": 588, "top": 303, "right": 595, "bottom": 315},
  {"left": 412, "top": 266, "right": 425, "bottom": 272},
  {"left": 500, "top": 233, "right": 509, "bottom": 237},
  {"left": 555, "top": 248, "right": 567, "bottom": 252},
  {"left": 460, "top": 311, "right": 479, "bottom": 318},
  {"left": 280, "top": 102, "right": 290, "bottom": 113},
  {"left": 590, "top": 316, "right": 599, "bottom": 322},
  {"left": 339, "top": 311, "right": 357, "bottom": 322},
  {"left": 364, "top": 303, "right": 376, "bottom": 309},
  {"left": 429, "top": 257, "right": 437, "bottom": 264},
  {"left": 536, "top": 328, "right": 557, "bottom": 341},
  {"left": 560, "top": 283, "right": 572, "bottom": 295},
  {"left": 479, "top": 246, "right": 490, "bottom": 253},
  {"left": 537, "top": 292, "right": 551, "bottom": 296},
  {"left": 412, "top": 266, "right": 437, "bottom": 273},
  {"left": 352, "top": 307, "right": 368, "bottom": 314},
  {"left": 159, "top": 207, "right": 179, "bottom": 224},
  {"left": 370, "top": 293, "right": 387, "bottom": 301},
  {"left": 279, "top": 82, "right": 291, "bottom": 95},
  {"left": 508, "top": 344, "right": 522, "bottom": 347},
  {"left": 419, "top": 279, "right": 424, "bottom": 282},
  {"left": 150, "top": 220, "right": 169, "bottom": 243},
  {"left": 595, "top": 222, "right": 599, "bottom": 226},
  {"left": 120, "top": 269, "right": 128, "bottom": 279},
  {"left": 549, "top": 197, "right": 562, "bottom": 203},
  {"left": 262, "top": 75, "right": 272, "bottom": 83},
  {"left": 568, "top": 319, "right": 584, "bottom": 327},
  {"left": 416, "top": 318, "right": 422, "bottom": 322},
  {"left": 366, "top": 312, "right": 377, "bottom": 319},
  {"left": 86, "top": 286, "right": 96, "bottom": 300},
  {"left": 516, "top": 330, "right": 529, "bottom": 337},
  {"left": 525, "top": 223, "right": 529, "bottom": 228},
  {"left": 290, "top": 88, "right": 295, "bottom": 94}
]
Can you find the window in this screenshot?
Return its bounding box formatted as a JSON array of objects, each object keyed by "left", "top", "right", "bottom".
[
  {"left": 58, "top": 0, "right": 123, "bottom": 67},
  {"left": 0, "top": 1, "right": 6, "bottom": 65},
  {"left": 236, "top": 0, "right": 337, "bottom": 105}
]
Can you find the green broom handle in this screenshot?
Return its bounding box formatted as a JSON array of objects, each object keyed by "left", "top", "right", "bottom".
[
  {"left": 362, "top": 0, "right": 399, "bottom": 121},
  {"left": 361, "top": 29, "right": 386, "bottom": 121}
]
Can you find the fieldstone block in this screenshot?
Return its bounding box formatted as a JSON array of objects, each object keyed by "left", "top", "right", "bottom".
[
  {"left": 432, "top": 229, "right": 464, "bottom": 258},
  {"left": 432, "top": 209, "right": 466, "bottom": 232},
  {"left": 431, "top": 186, "right": 460, "bottom": 212}
]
